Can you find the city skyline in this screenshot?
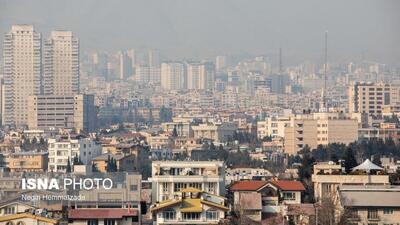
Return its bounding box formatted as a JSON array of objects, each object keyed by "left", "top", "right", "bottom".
[{"left": 1, "top": 0, "right": 399, "bottom": 65}]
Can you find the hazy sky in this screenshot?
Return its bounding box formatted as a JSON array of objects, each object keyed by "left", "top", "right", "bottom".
[{"left": 0, "top": 0, "right": 399, "bottom": 64}]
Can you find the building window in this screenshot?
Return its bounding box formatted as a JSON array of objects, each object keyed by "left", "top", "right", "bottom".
[
  {"left": 87, "top": 220, "right": 98, "bottom": 225},
  {"left": 162, "top": 183, "right": 168, "bottom": 192},
  {"left": 5, "top": 222, "right": 14, "bottom": 225},
  {"left": 367, "top": 209, "right": 378, "bottom": 219},
  {"left": 207, "top": 183, "right": 216, "bottom": 193},
  {"left": 163, "top": 210, "right": 176, "bottom": 221},
  {"left": 206, "top": 210, "right": 219, "bottom": 220},
  {"left": 182, "top": 212, "right": 200, "bottom": 220},
  {"left": 383, "top": 208, "right": 393, "bottom": 214},
  {"left": 283, "top": 192, "right": 296, "bottom": 201},
  {"left": 130, "top": 185, "right": 138, "bottom": 191},
  {"left": 104, "top": 220, "right": 115, "bottom": 225}
]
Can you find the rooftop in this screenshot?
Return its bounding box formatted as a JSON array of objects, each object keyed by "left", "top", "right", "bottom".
[
  {"left": 68, "top": 208, "right": 138, "bottom": 219},
  {"left": 230, "top": 180, "right": 268, "bottom": 191}
]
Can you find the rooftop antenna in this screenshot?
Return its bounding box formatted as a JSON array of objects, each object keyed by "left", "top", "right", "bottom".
[
  {"left": 323, "top": 31, "right": 328, "bottom": 111},
  {"left": 279, "top": 46, "right": 283, "bottom": 74}
]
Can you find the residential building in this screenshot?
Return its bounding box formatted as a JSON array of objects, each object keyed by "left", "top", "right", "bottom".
[
  {"left": 118, "top": 51, "right": 132, "bottom": 80},
  {"left": 136, "top": 64, "right": 161, "bottom": 84},
  {"left": 337, "top": 185, "right": 400, "bottom": 225},
  {"left": 0, "top": 213, "right": 60, "bottom": 225},
  {"left": 27, "top": 94, "right": 97, "bottom": 132},
  {"left": 92, "top": 153, "right": 138, "bottom": 172},
  {"left": 48, "top": 137, "right": 102, "bottom": 172},
  {"left": 2, "top": 25, "right": 41, "bottom": 126},
  {"left": 43, "top": 31, "right": 79, "bottom": 95},
  {"left": 349, "top": 81, "right": 400, "bottom": 116},
  {"left": 150, "top": 188, "right": 228, "bottom": 225},
  {"left": 284, "top": 112, "right": 358, "bottom": 155},
  {"left": 162, "top": 121, "right": 193, "bottom": 137},
  {"left": 215, "top": 55, "right": 227, "bottom": 71},
  {"left": 151, "top": 161, "right": 225, "bottom": 202},
  {"left": 161, "top": 62, "right": 185, "bottom": 90},
  {"left": 68, "top": 208, "right": 138, "bottom": 225},
  {"left": 229, "top": 180, "right": 308, "bottom": 223},
  {"left": 4, "top": 151, "right": 48, "bottom": 172},
  {"left": 257, "top": 116, "right": 292, "bottom": 139},
  {"left": 191, "top": 122, "right": 237, "bottom": 143},
  {"left": 311, "top": 161, "right": 390, "bottom": 201},
  {"left": 358, "top": 122, "right": 400, "bottom": 144}
]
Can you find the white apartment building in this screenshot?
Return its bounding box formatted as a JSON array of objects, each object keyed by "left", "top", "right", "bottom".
[
  {"left": 118, "top": 51, "right": 132, "bottom": 80},
  {"left": 136, "top": 64, "right": 161, "bottom": 84},
  {"left": 2, "top": 25, "right": 41, "bottom": 126},
  {"left": 151, "top": 161, "right": 225, "bottom": 202},
  {"left": 44, "top": 31, "right": 79, "bottom": 95},
  {"left": 187, "top": 62, "right": 201, "bottom": 90},
  {"left": 161, "top": 62, "right": 185, "bottom": 90},
  {"left": 191, "top": 122, "right": 237, "bottom": 143},
  {"left": 349, "top": 81, "right": 400, "bottom": 116},
  {"left": 257, "top": 116, "right": 292, "bottom": 139},
  {"left": 48, "top": 137, "right": 102, "bottom": 172},
  {"left": 199, "top": 62, "right": 215, "bottom": 90}
]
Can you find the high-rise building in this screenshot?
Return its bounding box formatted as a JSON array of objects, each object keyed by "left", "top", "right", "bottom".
[
  {"left": 216, "top": 55, "right": 227, "bottom": 71},
  {"left": 161, "top": 62, "right": 185, "bottom": 90},
  {"left": 199, "top": 62, "right": 215, "bottom": 90},
  {"left": 127, "top": 48, "right": 136, "bottom": 70},
  {"left": 136, "top": 64, "right": 161, "bottom": 84},
  {"left": 44, "top": 31, "right": 79, "bottom": 95},
  {"left": 2, "top": 25, "right": 42, "bottom": 126},
  {"left": 148, "top": 49, "right": 160, "bottom": 68},
  {"left": 118, "top": 51, "right": 132, "bottom": 80},
  {"left": 349, "top": 82, "right": 400, "bottom": 116},
  {"left": 187, "top": 62, "right": 215, "bottom": 90},
  {"left": 187, "top": 62, "right": 201, "bottom": 90}
]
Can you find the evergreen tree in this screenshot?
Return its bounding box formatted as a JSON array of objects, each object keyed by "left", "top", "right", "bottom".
[
  {"left": 31, "top": 137, "right": 38, "bottom": 145},
  {"left": 66, "top": 157, "right": 72, "bottom": 173},
  {"left": 92, "top": 162, "right": 99, "bottom": 173},
  {"left": 344, "top": 148, "right": 358, "bottom": 174},
  {"left": 172, "top": 126, "right": 178, "bottom": 137}
]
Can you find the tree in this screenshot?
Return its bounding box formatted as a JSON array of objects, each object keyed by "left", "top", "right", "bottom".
[
  {"left": 66, "top": 157, "right": 72, "bottom": 173},
  {"left": 31, "top": 137, "right": 38, "bottom": 145},
  {"left": 92, "top": 162, "right": 99, "bottom": 173},
  {"left": 172, "top": 126, "right": 178, "bottom": 137},
  {"left": 344, "top": 148, "right": 357, "bottom": 174}
]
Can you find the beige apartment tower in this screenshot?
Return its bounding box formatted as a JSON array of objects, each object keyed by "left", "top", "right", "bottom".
[
  {"left": 2, "top": 25, "right": 41, "bottom": 126},
  {"left": 44, "top": 31, "right": 79, "bottom": 95},
  {"left": 349, "top": 82, "right": 400, "bottom": 116}
]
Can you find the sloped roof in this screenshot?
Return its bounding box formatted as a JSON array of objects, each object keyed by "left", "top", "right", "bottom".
[
  {"left": 352, "top": 159, "right": 383, "bottom": 172},
  {"left": 181, "top": 199, "right": 202, "bottom": 213},
  {"left": 230, "top": 180, "right": 268, "bottom": 191},
  {"left": 0, "top": 213, "right": 59, "bottom": 223},
  {"left": 68, "top": 208, "right": 138, "bottom": 219},
  {"left": 269, "top": 180, "right": 306, "bottom": 191}
]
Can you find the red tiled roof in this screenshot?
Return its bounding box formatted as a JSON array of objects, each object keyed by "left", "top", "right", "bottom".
[
  {"left": 270, "top": 180, "right": 306, "bottom": 191},
  {"left": 230, "top": 180, "right": 268, "bottom": 191},
  {"left": 68, "top": 208, "right": 138, "bottom": 219}
]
